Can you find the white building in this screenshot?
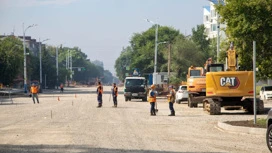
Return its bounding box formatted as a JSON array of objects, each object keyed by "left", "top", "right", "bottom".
[{"left": 203, "top": 0, "right": 226, "bottom": 39}]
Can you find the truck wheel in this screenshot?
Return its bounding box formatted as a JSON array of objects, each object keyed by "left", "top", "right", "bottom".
[
  {"left": 188, "top": 96, "right": 194, "bottom": 108},
  {"left": 209, "top": 99, "right": 221, "bottom": 115},
  {"left": 244, "top": 99, "right": 254, "bottom": 114},
  {"left": 257, "top": 99, "right": 264, "bottom": 114},
  {"left": 203, "top": 100, "right": 207, "bottom": 111},
  {"left": 125, "top": 97, "right": 128, "bottom": 102},
  {"left": 142, "top": 97, "right": 147, "bottom": 102},
  {"left": 267, "top": 124, "right": 272, "bottom": 152},
  {"left": 193, "top": 103, "right": 198, "bottom": 108}
]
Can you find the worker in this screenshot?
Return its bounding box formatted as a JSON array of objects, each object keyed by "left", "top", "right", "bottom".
[
  {"left": 96, "top": 81, "right": 103, "bottom": 108},
  {"left": 30, "top": 83, "right": 40, "bottom": 104},
  {"left": 148, "top": 84, "right": 156, "bottom": 116},
  {"left": 60, "top": 83, "right": 64, "bottom": 93},
  {"left": 111, "top": 83, "right": 118, "bottom": 107},
  {"left": 167, "top": 85, "right": 176, "bottom": 116}
]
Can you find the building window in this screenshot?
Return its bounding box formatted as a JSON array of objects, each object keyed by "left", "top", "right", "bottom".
[
  {"left": 211, "top": 10, "right": 215, "bottom": 18},
  {"left": 211, "top": 24, "right": 217, "bottom": 31}
]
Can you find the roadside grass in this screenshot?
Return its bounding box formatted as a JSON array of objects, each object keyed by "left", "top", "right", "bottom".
[{"left": 226, "top": 118, "right": 266, "bottom": 128}]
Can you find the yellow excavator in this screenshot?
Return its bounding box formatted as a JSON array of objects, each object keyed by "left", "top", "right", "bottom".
[
  {"left": 186, "top": 58, "right": 214, "bottom": 108},
  {"left": 203, "top": 42, "right": 264, "bottom": 115},
  {"left": 186, "top": 65, "right": 206, "bottom": 108}
]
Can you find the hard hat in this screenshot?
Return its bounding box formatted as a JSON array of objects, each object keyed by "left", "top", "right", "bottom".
[
  {"left": 169, "top": 85, "right": 173, "bottom": 88},
  {"left": 151, "top": 84, "right": 155, "bottom": 89}
]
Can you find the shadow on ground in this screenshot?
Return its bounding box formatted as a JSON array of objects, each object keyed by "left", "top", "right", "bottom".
[{"left": 0, "top": 144, "right": 224, "bottom": 153}]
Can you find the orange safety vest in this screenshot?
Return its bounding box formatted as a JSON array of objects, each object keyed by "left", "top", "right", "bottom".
[
  {"left": 148, "top": 90, "right": 156, "bottom": 103},
  {"left": 113, "top": 86, "right": 118, "bottom": 96},
  {"left": 97, "top": 85, "right": 103, "bottom": 94},
  {"left": 167, "top": 89, "right": 175, "bottom": 103},
  {"left": 31, "top": 86, "right": 38, "bottom": 94}
]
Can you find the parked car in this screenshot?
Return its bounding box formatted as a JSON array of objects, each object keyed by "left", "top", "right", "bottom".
[
  {"left": 260, "top": 86, "right": 272, "bottom": 102},
  {"left": 266, "top": 108, "right": 272, "bottom": 152},
  {"left": 175, "top": 85, "right": 188, "bottom": 104}
]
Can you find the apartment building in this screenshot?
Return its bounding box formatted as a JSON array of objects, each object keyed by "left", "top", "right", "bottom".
[{"left": 203, "top": 0, "right": 226, "bottom": 39}]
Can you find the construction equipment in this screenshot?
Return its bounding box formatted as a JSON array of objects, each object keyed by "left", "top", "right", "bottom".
[
  {"left": 203, "top": 43, "right": 264, "bottom": 115},
  {"left": 186, "top": 64, "right": 207, "bottom": 108}
]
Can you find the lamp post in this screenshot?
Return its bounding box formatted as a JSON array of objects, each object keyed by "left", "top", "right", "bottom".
[
  {"left": 157, "top": 41, "right": 170, "bottom": 84},
  {"left": 146, "top": 19, "right": 159, "bottom": 84},
  {"left": 39, "top": 38, "right": 49, "bottom": 91},
  {"left": 23, "top": 23, "right": 37, "bottom": 93},
  {"left": 56, "top": 43, "right": 65, "bottom": 89}
]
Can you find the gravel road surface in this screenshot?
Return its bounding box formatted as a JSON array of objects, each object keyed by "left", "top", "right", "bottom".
[{"left": 0, "top": 86, "right": 269, "bottom": 153}]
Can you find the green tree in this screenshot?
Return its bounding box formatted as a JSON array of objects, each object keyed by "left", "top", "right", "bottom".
[
  {"left": 115, "top": 46, "right": 133, "bottom": 81},
  {"left": 171, "top": 36, "right": 205, "bottom": 82},
  {"left": 130, "top": 26, "right": 180, "bottom": 74},
  {"left": 0, "top": 36, "right": 24, "bottom": 85},
  {"left": 216, "top": 0, "right": 272, "bottom": 79},
  {"left": 42, "top": 46, "right": 57, "bottom": 88},
  {"left": 191, "top": 24, "right": 211, "bottom": 60}
]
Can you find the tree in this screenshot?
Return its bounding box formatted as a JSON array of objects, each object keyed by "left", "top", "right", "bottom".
[
  {"left": 171, "top": 36, "right": 205, "bottom": 82},
  {"left": 42, "top": 46, "right": 57, "bottom": 88},
  {"left": 115, "top": 46, "right": 133, "bottom": 81},
  {"left": 191, "top": 24, "right": 211, "bottom": 60},
  {"left": 93, "top": 60, "right": 104, "bottom": 68},
  {"left": 0, "top": 36, "right": 24, "bottom": 85},
  {"left": 129, "top": 26, "right": 180, "bottom": 74},
  {"left": 216, "top": 0, "right": 272, "bottom": 79}
]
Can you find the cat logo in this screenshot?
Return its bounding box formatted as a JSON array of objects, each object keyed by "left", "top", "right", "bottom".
[{"left": 220, "top": 77, "right": 240, "bottom": 89}]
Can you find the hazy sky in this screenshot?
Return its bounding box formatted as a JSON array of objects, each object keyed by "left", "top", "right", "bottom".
[{"left": 0, "top": 0, "right": 210, "bottom": 74}]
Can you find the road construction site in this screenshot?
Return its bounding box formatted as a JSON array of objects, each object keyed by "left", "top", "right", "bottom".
[{"left": 0, "top": 86, "right": 269, "bottom": 153}]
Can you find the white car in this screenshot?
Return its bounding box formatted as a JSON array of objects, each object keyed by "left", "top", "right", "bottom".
[
  {"left": 260, "top": 86, "right": 272, "bottom": 101},
  {"left": 175, "top": 85, "right": 188, "bottom": 104}
]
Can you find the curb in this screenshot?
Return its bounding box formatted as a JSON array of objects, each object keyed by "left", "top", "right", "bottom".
[{"left": 217, "top": 121, "right": 266, "bottom": 135}]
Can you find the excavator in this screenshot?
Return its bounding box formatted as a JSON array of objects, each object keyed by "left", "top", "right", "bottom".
[
  {"left": 186, "top": 58, "right": 213, "bottom": 108},
  {"left": 203, "top": 42, "right": 264, "bottom": 115}
]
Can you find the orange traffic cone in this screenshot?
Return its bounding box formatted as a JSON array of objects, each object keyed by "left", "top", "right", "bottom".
[{"left": 58, "top": 96, "right": 60, "bottom": 101}]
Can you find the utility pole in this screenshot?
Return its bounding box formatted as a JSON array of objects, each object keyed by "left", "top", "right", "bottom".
[
  {"left": 23, "top": 23, "right": 37, "bottom": 93},
  {"left": 167, "top": 43, "right": 171, "bottom": 85},
  {"left": 56, "top": 47, "right": 59, "bottom": 89},
  {"left": 70, "top": 50, "right": 73, "bottom": 82}
]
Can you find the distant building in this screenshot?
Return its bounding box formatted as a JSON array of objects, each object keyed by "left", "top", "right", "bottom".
[
  {"left": 203, "top": 0, "right": 226, "bottom": 39},
  {"left": 0, "top": 34, "right": 40, "bottom": 57}
]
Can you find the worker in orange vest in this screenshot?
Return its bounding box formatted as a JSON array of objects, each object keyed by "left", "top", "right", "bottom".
[
  {"left": 60, "top": 83, "right": 64, "bottom": 93},
  {"left": 148, "top": 84, "right": 156, "bottom": 116},
  {"left": 96, "top": 81, "right": 103, "bottom": 108},
  {"left": 167, "top": 85, "right": 176, "bottom": 116},
  {"left": 30, "top": 83, "right": 40, "bottom": 104},
  {"left": 111, "top": 83, "right": 118, "bottom": 107}
]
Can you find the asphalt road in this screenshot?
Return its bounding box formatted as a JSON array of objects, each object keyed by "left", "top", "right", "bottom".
[{"left": 0, "top": 86, "right": 269, "bottom": 153}]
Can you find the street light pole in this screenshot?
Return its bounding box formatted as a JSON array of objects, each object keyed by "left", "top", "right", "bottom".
[
  {"left": 56, "top": 43, "right": 65, "bottom": 89},
  {"left": 23, "top": 23, "right": 37, "bottom": 93},
  {"left": 56, "top": 47, "right": 59, "bottom": 89},
  {"left": 217, "top": 12, "right": 220, "bottom": 63},
  {"left": 154, "top": 23, "right": 158, "bottom": 74},
  {"left": 39, "top": 38, "right": 49, "bottom": 91},
  {"left": 146, "top": 19, "right": 159, "bottom": 84}
]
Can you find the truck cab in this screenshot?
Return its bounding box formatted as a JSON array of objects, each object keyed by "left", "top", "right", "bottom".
[{"left": 124, "top": 77, "right": 148, "bottom": 102}]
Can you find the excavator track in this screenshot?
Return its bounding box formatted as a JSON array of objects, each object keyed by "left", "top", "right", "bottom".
[{"left": 203, "top": 98, "right": 221, "bottom": 115}]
